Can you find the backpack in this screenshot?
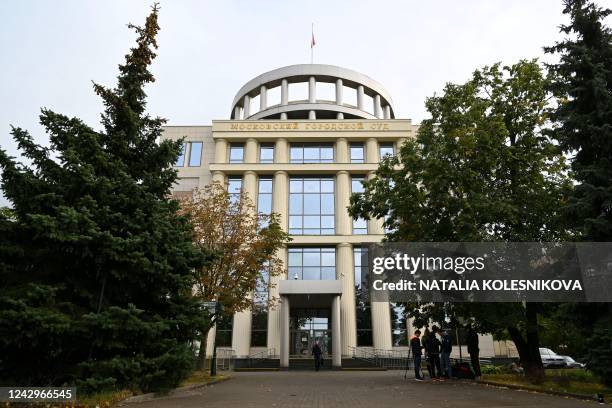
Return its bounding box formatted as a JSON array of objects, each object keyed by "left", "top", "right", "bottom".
[{"left": 452, "top": 362, "right": 475, "bottom": 379}]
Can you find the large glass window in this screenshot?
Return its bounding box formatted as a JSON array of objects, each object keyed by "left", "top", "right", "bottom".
[
  {"left": 229, "top": 144, "right": 244, "bottom": 163},
  {"left": 260, "top": 145, "right": 274, "bottom": 163},
  {"left": 354, "top": 247, "right": 372, "bottom": 346},
  {"left": 257, "top": 177, "right": 273, "bottom": 214},
  {"left": 189, "top": 142, "right": 202, "bottom": 166},
  {"left": 216, "top": 314, "right": 233, "bottom": 347},
  {"left": 174, "top": 143, "right": 186, "bottom": 167},
  {"left": 289, "top": 177, "right": 334, "bottom": 235},
  {"left": 290, "top": 143, "right": 334, "bottom": 163},
  {"left": 288, "top": 247, "right": 336, "bottom": 280},
  {"left": 352, "top": 177, "right": 368, "bottom": 234},
  {"left": 379, "top": 143, "right": 395, "bottom": 160},
  {"left": 251, "top": 267, "right": 269, "bottom": 347},
  {"left": 350, "top": 143, "right": 365, "bottom": 163},
  {"left": 228, "top": 177, "right": 242, "bottom": 204}
]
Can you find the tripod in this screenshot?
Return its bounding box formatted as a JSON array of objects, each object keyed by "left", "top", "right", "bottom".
[{"left": 403, "top": 345, "right": 412, "bottom": 380}]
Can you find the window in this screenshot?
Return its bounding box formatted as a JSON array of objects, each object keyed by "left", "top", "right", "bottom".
[
  {"left": 354, "top": 247, "right": 372, "bottom": 346},
  {"left": 175, "top": 143, "right": 186, "bottom": 167},
  {"left": 290, "top": 143, "right": 334, "bottom": 163},
  {"left": 350, "top": 143, "right": 364, "bottom": 163},
  {"left": 229, "top": 144, "right": 244, "bottom": 163},
  {"left": 288, "top": 247, "right": 336, "bottom": 280},
  {"left": 352, "top": 177, "right": 367, "bottom": 234},
  {"left": 251, "top": 267, "right": 269, "bottom": 347},
  {"left": 391, "top": 303, "right": 408, "bottom": 346},
  {"left": 189, "top": 142, "right": 202, "bottom": 166},
  {"left": 257, "top": 177, "right": 273, "bottom": 214},
  {"left": 260, "top": 145, "right": 274, "bottom": 163},
  {"left": 289, "top": 177, "right": 334, "bottom": 235},
  {"left": 379, "top": 143, "right": 395, "bottom": 160},
  {"left": 228, "top": 177, "right": 242, "bottom": 204},
  {"left": 216, "top": 314, "right": 233, "bottom": 347}
]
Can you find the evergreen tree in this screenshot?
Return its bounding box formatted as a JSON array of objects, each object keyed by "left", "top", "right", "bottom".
[
  {"left": 0, "top": 6, "right": 209, "bottom": 392},
  {"left": 545, "top": 0, "right": 612, "bottom": 383}
]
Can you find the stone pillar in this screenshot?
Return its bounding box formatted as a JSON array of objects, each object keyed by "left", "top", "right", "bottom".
[
  {"left": 231, "top": 170, "right": 258, "bottom": 357},
  {"left": 233, "top": 105, "right": 241, "bottom": 120},
  {"left": 280, "top": 295, "right": 290, "bottom": 368},
  {"left": 273, "top": 170, "right": 288, "bottom": 231},
  {"left": 372, "top": 301, "right": 392, "bottom": 351},
  {"left": 367, "top": 172, "right": 385, "bottom": 235},
  {"left": 260, "top": 85, "right": 267, "bottom": 111},
  {"left": 336, "top": 137, "right": 348, "bottom": 163},
  {"left": 383, "top": 105, "right": 391, "bottom": 119},
  {"left": 332, "top": 294, "right": 342, "bottom": 368},
  {"left": 335, "top": 78, "right": 343, "bottom": 105},
  {"left": 215, "top": 138, "right": 228, "bottom": 164},
  {"left": 205, "top": 324, "right": 216, "bottom": 356},
  {"left": 338, "top": 243, "right": 356, "bottom": 356},
  {"left": 374, "top": 94, "right": 381, "bottom": 118},
  {"left": 357, "top": 85, "right": 364, "bottom": 110},
  {"left": 275, "top": 138, "right": 288, "bottom": 164},
  {"left": 365, "top": 138, "right": 379, "bottom": 164},
  {"left": 243, "top": 95, "right": 251, "bottom": 118},
  {"left": 336, "top": 112, "right": 344, "bottom": 119},
  {"left": 281, "top": 79, "right": 288, "bottom": 105},
  {"left": 267, "top": 245, "right": 286, "bottom": 355},
  {"left": 245, "top": 138, "right": 258, "bottom": 164},
  {"left": 335, "top": 171, "right": 351, "bottom": 235},
  {"left": 212, "top": 171, "right": 225, "bottom": 185},
  {"left": 309, "top": 110, "right": 316, "bottom": 120},
  {"left": 280, "top": 112, "right": 288, "bottom": 120},
  {"left": 308, "top": 76, "right": 316, "bottom": 103}
]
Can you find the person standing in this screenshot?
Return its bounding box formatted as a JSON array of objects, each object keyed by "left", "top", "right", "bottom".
[
  {"left": 422, "top": 327, "right": 432, "bottom": 379},
  {"left": 410, "top": 330, "right": 424, "bottom": 381},
  {"left": 440, "top": 328, "right": 453, "bottom": 378},
  {"left": 467, "top": 326, "right": 481, "bottom": 380},
  {"left": 312, "top": 341, "right": 322, "bottom": 372},
  {"left": 425, "top": 325, "right": 443, "bottom": 380}
]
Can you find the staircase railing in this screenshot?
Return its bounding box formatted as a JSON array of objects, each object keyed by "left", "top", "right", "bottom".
[
  {"left": 215, "top": 348, "right": 235, "bottom": 371},
  {"left": 348, "top": 346, "right": 412, "bottom": 369}
]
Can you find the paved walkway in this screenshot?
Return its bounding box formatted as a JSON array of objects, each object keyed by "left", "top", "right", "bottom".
[{"left": 124, "top": 371, "right": 599, "bottom": 408}]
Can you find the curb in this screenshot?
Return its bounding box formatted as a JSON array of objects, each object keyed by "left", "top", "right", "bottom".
[
  {"left": 120, "top": 376, "right": 231, "bottom": 404},
  {"left": 477, "top": 379, "right": 607, "bottom": 404}
]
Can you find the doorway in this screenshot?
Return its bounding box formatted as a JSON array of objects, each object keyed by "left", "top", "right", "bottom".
[{"left": 289, "top": 308, "right": 331, "bottom": 357}]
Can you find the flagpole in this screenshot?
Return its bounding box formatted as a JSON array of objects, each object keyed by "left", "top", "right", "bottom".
[{"left": 311, "top": 23, "right": 314, "bottom": 64}]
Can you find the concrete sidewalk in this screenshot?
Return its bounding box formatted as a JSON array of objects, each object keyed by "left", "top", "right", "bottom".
[{"left": 123, "top": 371, "right": 600, "bottom": 408}]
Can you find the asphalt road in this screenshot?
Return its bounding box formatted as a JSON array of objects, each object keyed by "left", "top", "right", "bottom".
[{"left": 123, "top": 371, "right": 600, "bottom": 408}]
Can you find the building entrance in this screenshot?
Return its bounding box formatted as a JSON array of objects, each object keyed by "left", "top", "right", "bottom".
[{"left": 289, "top": 308, "right": 331, "bottom": 357}]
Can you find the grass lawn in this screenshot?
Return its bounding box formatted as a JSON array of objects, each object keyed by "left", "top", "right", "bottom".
[
  {"left": 483, "top": 368, "right": 611, "bottom": 402},
  {"left": 180, "top": 370, "right": 228, "bottom": 386}
]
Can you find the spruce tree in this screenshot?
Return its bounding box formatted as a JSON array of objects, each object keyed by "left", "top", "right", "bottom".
[{"left": 0, "top": 6, "right": 208, "bottom": 392}]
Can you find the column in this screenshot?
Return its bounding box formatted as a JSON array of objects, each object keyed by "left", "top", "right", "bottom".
[
  {"left": 281, "top": 79, "right": 288, "bottom": 105},
  {"left": 280, "top": 113, "right": 288, "bottom": 120},
  {"left": 233, "top": 105, "right": 241, "bottom": 120},
  {"left": 371, "top": 301, "right": 392, "bottom": 350},
  {"left": 335, "top": 171, "right": 351, "bottom": 235},
  {"left": 212, "top": 171, "right": 225, "bottom": 185},
  {"left": 245, "top": 138, "right": 258, "bottom": 163},
  {"left": 357, "top": 85, "right": 364, "bottom": 110},
  {"left": 336, "top": 112, "right": 344, "bottom": 119},
  {"left": 338, "top": 243, "right": 356, "bottom": 356},
  {"left": 335, "top": 78, "right": 343, "bottom": 105},
  {"left": 275, "top": 138, "right": 288, "bottom": 164},
  {"left": 259, "top": 85, "right": 267, "bottom": 111},
  {"left": 309, "top": 110, "right": 316, "bottom": 120},
  {"left": 336, "top": 137, "right": 348, "bottom": 163},
  {"left": 231, "top": 170, "right": 258, "bottom": 357},
  {"left": 243, "top": 95, "right": 251, "bottom": 118},
  {"left": 365, "top": 137, "right": 378, "bottom": 163},
  {"left": 332, "top": 295, "right": 342, "bottom": 368},
  {"left": 395, "top": 137, "right": 407, "bottom": 155},
  {"left": 267, "top": 246, "right": 286, "bottom": 355},
  {"left": 383, "top": 105, "right": 391, "bottom": 119},
  {"left": 215, "top": 138, "right": 228, "bottom": 163},
  {"left": 374, "top": 95, "right": 381, "bottom": 118},
  {"left": 308, "top": 76, "right": 316, "bottom": 103},
  {"left": 280, "top": 295, "right": 290, "bottom": 369},
  {"left": 273, "top": 170, "right": 288, "bottom": 230},
  {"left": 205, "top": 324, "right": 216, "bottom": 356},
  {"left": 367, "top": 172, "right": 385, "bottom": 235}
]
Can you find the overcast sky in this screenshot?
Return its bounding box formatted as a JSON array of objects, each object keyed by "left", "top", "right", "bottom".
[{"left": 0, "top": 0, "right": 600, "bottom": 206}]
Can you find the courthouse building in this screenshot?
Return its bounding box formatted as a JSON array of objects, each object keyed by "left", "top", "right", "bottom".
[{"left": 162, "top": 64, "right": 499, "bottom": 368}]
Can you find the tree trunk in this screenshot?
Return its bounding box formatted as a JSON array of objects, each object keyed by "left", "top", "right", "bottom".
[{"left": 507, "top": 303, "right": 544, "bottom": 382}]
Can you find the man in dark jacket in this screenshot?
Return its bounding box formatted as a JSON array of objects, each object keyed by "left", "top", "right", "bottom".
[
  {"left": 312, "top": 341, "right": 322, "bottom": 371},
  {"left": 424, "top": 325, "right": 442, "bottom": 380},
  {"left": 410, "top": 330, "right": 424, "bottom": 381},
  {"left": 467, "top": 326, "right": 481, "bottom": 380},
  {"left": 440, "top": 328, "right": 453, "bottom": 378}
]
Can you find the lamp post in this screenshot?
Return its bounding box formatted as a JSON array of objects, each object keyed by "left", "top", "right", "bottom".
[{"left": 202, "top": 301, "right": 223, "bottom": 376}]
